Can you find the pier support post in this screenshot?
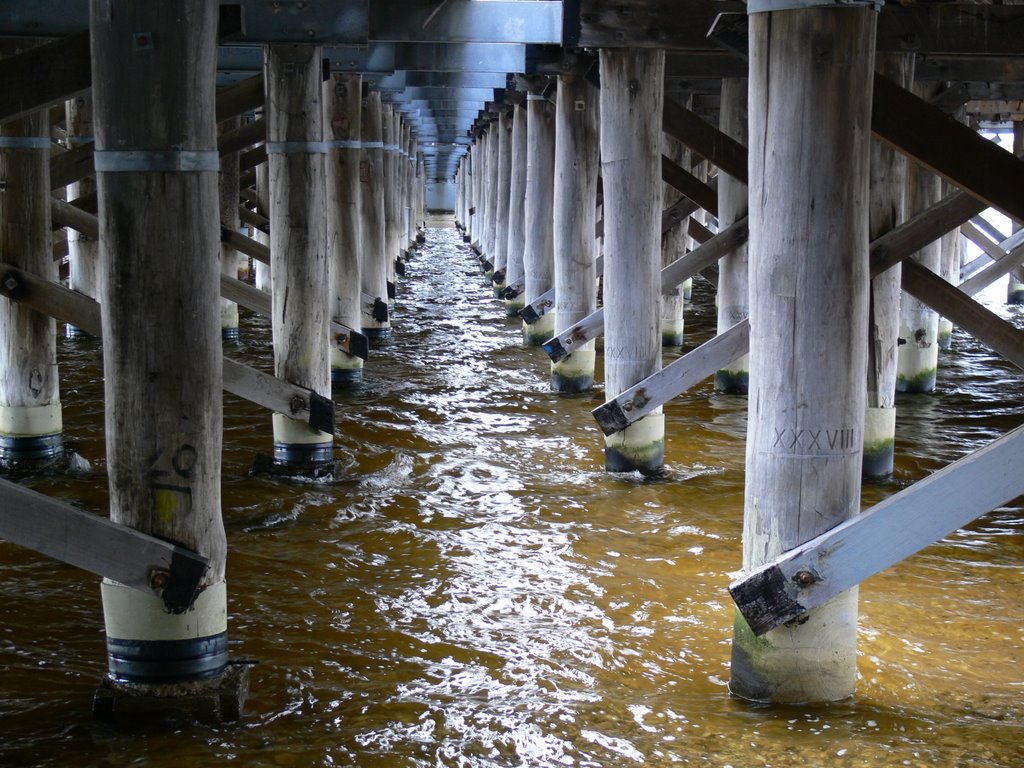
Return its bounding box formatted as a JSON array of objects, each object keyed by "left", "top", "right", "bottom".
[
  {"left": 729, "top": 8, "right": 876, "bottom": 704},
  {"left": 324, "top": 73, "right": 364, "bottom": 386},
  {"left": 865, "top": 54, "right": 913, "bottom": 479},
  {"left": 504, "top": 101, "right": 528, "bottom": 315},
  {"left": 484, "top": 119, "right": 501, "bottom": 265},
  {"left": 219, "top": 115, "right": 241, "bottom": 343},
  {"left": 896, "top": 82, "right": 943, "bottom": 394},
  {"left": 266, "top": 44, "right": 332, "bottom": 472},
  {"left": 551, "top": 63, "right": 599, "bottom": 392},
  {"left": 599, "top": 48, "right": 665, "bottom": 473},
  {"left": 360, "top": 89, "right": 390, "bottom": 341},
  {"left": 91, "top": 0, "right": 237, "bottom": 706},
  {"left": 0, "top": 98, "right": 62, "bottom": 469},
  {"left": 382, "top": 105, "right": 399, "bottom": 293},
  {"left": 660, "top": 131, "right": 687, "bottom": 348},
  {"left": 491, "top": 108, "right": 513, "bottom": 295},
  {"left": 715, "top": 78, "right": 750, "bottom": 392},
  {"left": 64, "top": 94, "right": 98, "bottom": 340},
  {"left": 1008, "top": 122, "right": 1024, "bottom": 304},
  {"left": 254, "top": 162, "right": 271, "bottom": 292},
  {"left": 522, "top": 84, "right": 556, "bottom": 345}
]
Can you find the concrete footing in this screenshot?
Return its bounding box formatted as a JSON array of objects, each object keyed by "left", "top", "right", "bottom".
[{"left": 93, "top": 660, "right": 253, "bottom": 724}]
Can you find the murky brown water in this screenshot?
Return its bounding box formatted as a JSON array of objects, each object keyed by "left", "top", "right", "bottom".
[{"left": 2, "top": 224, "right": 1021, "bottom": 767}]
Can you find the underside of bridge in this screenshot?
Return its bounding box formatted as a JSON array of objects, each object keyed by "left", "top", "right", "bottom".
[{"left": 2, "top": 0, "right": 1024, "bottom": 718}]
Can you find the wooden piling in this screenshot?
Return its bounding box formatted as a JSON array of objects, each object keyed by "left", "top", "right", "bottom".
[
  {"left": 360, "top": 89, "right": 390, "bottom": 340},
  {"left": 218, "top": 115, "right": 241, "bottom": 343},
  {"left": 266, "top": 44, "right": 332, "bottom": 471},
  {"left": 896, "top": 82, "right": 944, "bottom": 394},
  {"left": 714, "top": 78, "right": 749, "bottom": 393},
  {"left": 0, "top": 95, "right": 62, "bottom": 468},
  {"left": 522, "top": 86, "right": 556, "bottom": 346},
  {"left": 1008, "top": 122, "right": 1024, "bottom": 303},
  {"left": 91, "top": 0, "right": 229, "bottom": 689},
  {"left": 382, "top": 104, "right": 400, "bottom": 291},
  {"left": 64, "top": 93, "right": 98, "bottom": 340},
  {"left": 503, "top": 102, "right": 528, "bottom": 314},
  {"left": 551, "top": 67, "right": 600, "bottom": 393},
  {"left": 865, "top": 53, "right": 914, "bottom": 479},
  {"left": 324, "top": 73, "right": 364, "bottom": 385},
  {"left": 254, "top": 161, "right": 272, "bottom": 292},
  {"left": 483, "top": 119, "right": 501, "bottom": 264},
  {"left": 730, "top": 9, "right": 876, "bottom": 704},
  {"left": 660, "top": 130, "right": 687, "bottom": 348},
  {"left": 491, "top": 108, "right": 514, "bottom": 295},
  {"left": 599, "top": 48, "right": 665, "bottom": 474}
]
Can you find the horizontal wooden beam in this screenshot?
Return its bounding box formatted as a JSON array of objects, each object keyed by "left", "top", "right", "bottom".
[
  {"left": 0, "top": 262, "right": 333, "bottom": 434},
  {"left": 902, "top": 260, "right": 1024, "bottom": 370},
  {"left": 217, "top": 117, "right": 265, "bottom": 156},
  {"left": 523, "top": 198, "right": 694, "bottom": 324},
  {"left": 662, "top": 96, "right": 747, "bottom": 184},
  {"left": 50, "top": 198, "right": 99, "bottom": 238},
  {"left": 661, "top": 155, "right": 717, "bottom": 217},
  {"left": 544, "top": 218, "right": 748, "bottom": 362},
  {"left": 592, "top": 189, "right": 1011, "bottom": 435},
  {"left": 592, "top": 320, "right": 750, "bottom": 435},
  {"left": 219, "top": 273, "right": 368, "bottom": 360},
  {"left": 869, "top": 189, "right": 986, "bottom": 275},
  {"left": 0, "top": 32, "right": 91, "bottom": 126},
  {"left": 0, "top": 477, "right": 208, "bottom": 612},
  {"left": 872, "top": 73, "right": 1024, "bottom": 225},
  {"left": 730, "top": 421, "right": 1024, "bottom": 636},
  {"left": 222, "top": 226, "right": 269, "bottom": 265}
]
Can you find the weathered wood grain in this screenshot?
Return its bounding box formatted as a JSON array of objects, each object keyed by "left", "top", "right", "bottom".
[{"left": 0, "top": 477, "right": 208, "bottom": 611}]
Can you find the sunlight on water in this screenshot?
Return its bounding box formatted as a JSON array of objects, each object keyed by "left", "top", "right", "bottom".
[{"left": 1, "top": 224, "right": 1021, "bottom": 767}]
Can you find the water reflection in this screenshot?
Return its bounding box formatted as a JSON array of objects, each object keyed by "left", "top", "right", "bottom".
[{"left": 0, "top": 224, "right": 1021, "bottom": 767}]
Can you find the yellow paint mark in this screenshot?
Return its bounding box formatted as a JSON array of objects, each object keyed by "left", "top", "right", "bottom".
[{"left": 154, "top": 489, "right": 178, "bottom": 524}]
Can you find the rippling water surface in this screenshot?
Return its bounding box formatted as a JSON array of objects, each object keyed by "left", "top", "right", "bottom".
[{"left": 1, "top": 222, "right": 1022, "bottom": 767}]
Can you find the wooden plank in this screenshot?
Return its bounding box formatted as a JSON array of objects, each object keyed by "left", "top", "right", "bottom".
[
  {"left": 592, "top": 320, "right": 750, "bottom": 434},
  {"left": 216, "top": 117, "right": 265, "bottom": 156},
  {"left": 660, "top": 217, "right": 747, "bottom": 291},
  {"left": 220, "top": 273, "right": 368, "bottom": 360},
  {"left": 872, "top": 73, "right": 1024, "bottom": 224},
  {"left": 730, "top": 421, "right": 1024, "bottom": 636},
  {"left": 969, "top": 216, "right": 1006, "bottom": 244},
  {"left": 50, "top": 198, "right": 99, "bottom": 238},
  {"left": 48, "top": 141, "right": 95, "bottom": 190},
  {"left": 0, "top": 477, "right": 208, "bottom": 611},
  {"left": 876, "top": 6, "right": 1024, "bottom": 57},
  {"left": 544, "top": 307, "right": 604, "bottom": 364},
  {"left": 902, "top": 260, "right": 1024, "bottom": 370},
  {"left": 0, "top": 262, "right": 334, "bottom": 433},
  {"left": 238, "top": 205, "right": 269, "bottom": 233},
  {"left": 960, "top": 219, "right": 1005, "bottom": 262},
  {"left": 958, "top": 241, "right": 1024, "bottom": 296},
  {"left": 869, "top": 189, "right": 985, "bottom": 275},
  {"left": 543, "top": 218, "right": 748, "bottom": 362},
  {"left": 215, "top": 74, "right": 265, "bottom": 124},
  {"left": 662, "top": 96, "right": 748, "bottom": 184},
  {"left": 222, "top": 226, "right": 269, "bottom": 264},
  {"left": 577, "top": 0, "right": 746, "bottom": 49},
  {"left": 0, "top": 32, "right": 91, "bottom": 125},
  {"left": 661, "top": 155, "right": 717, "bottom": 216}
]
